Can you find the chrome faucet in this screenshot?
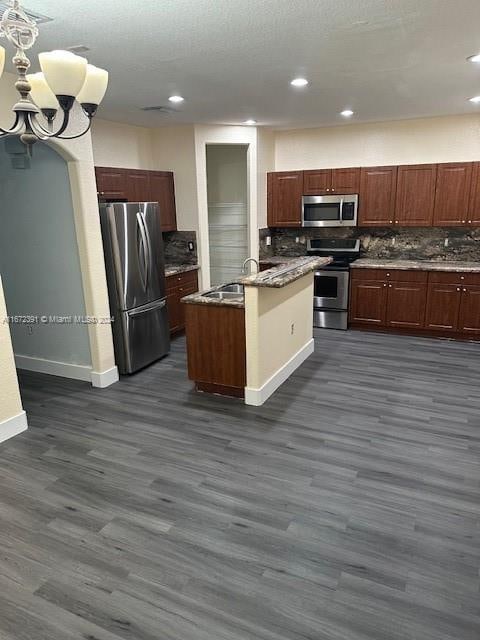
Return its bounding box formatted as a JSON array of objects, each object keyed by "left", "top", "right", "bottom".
[{"left": 242, "top": 257, "right": 259, "bottom": 275}]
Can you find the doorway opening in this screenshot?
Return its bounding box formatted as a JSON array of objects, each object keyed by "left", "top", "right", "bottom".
[
  {"left": 206, "top": 144, "right": 249, "bottom": 286},
  {"left": 0, "top": 140, "right": 92, "bottom": 384}
]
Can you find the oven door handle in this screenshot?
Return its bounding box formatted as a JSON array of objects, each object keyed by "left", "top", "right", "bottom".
[{"left": 339, "top": 197, "right": 345, "bottom": 222}]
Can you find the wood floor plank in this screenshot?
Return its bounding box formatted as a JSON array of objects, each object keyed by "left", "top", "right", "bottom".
[{"left": 0, "top": 330, "right": 479, "bottom": 639}]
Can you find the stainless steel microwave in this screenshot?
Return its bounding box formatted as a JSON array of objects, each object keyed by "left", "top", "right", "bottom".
[{"left": 302, "top": 194, "right": 358, "bottom": 227}]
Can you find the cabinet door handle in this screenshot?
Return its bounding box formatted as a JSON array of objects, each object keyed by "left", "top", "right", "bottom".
[
  {"left": 462, "top": 220, "right": 466, "bottom": 223},
  {"left": 388, "top": 284, "right": 392, "bottom": 288},
  {"left": 331, "top": 188, "right": 335, "bottom": 192},
  {"left": 463, "top": 288, "right": 467, "bottom": 292},
  {"left": 395, "top": 220, "right": 399, "bottom": 224},
  {"left": 389, "top": 220, "right": 393, "bottom": 224},
  {"left": 456, "top": 287, "right": 461, "bottom": 291},
  {"left": 383, "top": 283, "right": 387, "bottom": 287},
  {"left": 468, "top": 220, "right": 472, "bottom": 224}
]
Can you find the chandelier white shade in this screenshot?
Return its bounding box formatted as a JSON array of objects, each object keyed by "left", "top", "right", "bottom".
[
  {"left": 38, "top": 50, "right": 88, "bottom": 98},
  {"left": 26, "top": 72, "right": 59, "bottom": 110},
  {"left": 0, "top": 1, "right": 108, "bottom": 150},
  {"left": 77, "top": 65, "right": 109, "bottom": 106}
]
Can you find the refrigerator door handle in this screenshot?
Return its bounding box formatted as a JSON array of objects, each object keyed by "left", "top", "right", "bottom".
[
  {"left": 127, "top": 298, "right": 166, "bottom": 317},
  {"left": 136, "top": 211, "right": 149, "bottom": 291},
  {"left": 140, "top": 209, "right": 153, "bottom": 293}
]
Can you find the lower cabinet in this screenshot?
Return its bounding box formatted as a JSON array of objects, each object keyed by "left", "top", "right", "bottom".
[
  {"left": 165, "top": 270, "right": 198, "bottom": 334},
  {"left": 350, "top": 268, "right": 480, "bottom": 338},
  {"left": 350, "top": 279, "right": 387, "bottom": 325}
]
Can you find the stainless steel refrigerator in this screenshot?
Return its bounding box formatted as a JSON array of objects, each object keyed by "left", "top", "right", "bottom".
[{"left": 99, "top": 202, "right": 170, "bottom": 374}]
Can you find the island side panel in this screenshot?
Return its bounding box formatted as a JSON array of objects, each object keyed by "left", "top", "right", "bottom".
[
  {"left": 244, "top": 273, "right": 314, "bottom": 405},
  {"left": 184, "top": 304, "right": 246, "bottom": 394}
]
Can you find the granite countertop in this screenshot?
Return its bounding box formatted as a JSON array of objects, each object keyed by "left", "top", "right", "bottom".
[
  {"left": 241, "top": 256, "right": 332, "bottom": 288},
  {"left": 165, "top": 264, "right": 200, "bottom": 277},
  {"left": 182, "top": 256, "right": 331, "bottom": 307},
  {"left": 182, "top": 283, "right": 245, "bottom": 309},
  {"left": 351, "top": 258, "right": 480, "bottom": 273},
  {"left": 259, "top": 256, "right": 298, "bottom": 265}
]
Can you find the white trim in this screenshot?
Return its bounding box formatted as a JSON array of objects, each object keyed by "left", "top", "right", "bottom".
[
  {"left": 90, "top": 366, "right": 119, "bottom": 388},
  {"left": 15, "top": 354, "right": 92, "bottom": 381},
  {"left": 244, "top": 339, "right": 314, "bottom": 406},
  {"left": 0, "top": 411, "right": 28, "bottom": 444}
]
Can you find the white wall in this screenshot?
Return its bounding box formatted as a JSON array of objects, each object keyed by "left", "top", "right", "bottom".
[
  {"left": 0, "top": 275, "right": 25, "bottom": 436},
  {"left": 0, "top": 141, "right": 91, "bottom": 369},
  {"left": 274, "top": 114, "right": 480, "bottom": 170},
  {"left": 151, "top": 125, "right": 198, "bottom": 231},
  {"left": 257, "top": 129, "right": 275, "bottom": 230},
  {"left": 91, "top": 118, "right": 153, "bottom": 170}
]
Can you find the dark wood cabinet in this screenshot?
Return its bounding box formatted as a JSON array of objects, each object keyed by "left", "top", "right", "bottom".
[
  {"left": 268, "top": 160, "right": 480, "bottom": 229},
  {"left": 149, "top": 171, "right": 177, "bottom": 232},
  {"left": 385, "top": 281, "right": 427, "bottom": 328},
  {"left": 425, "top": 283, "right": 461, "bottom": 331},
  {"left": 358, "top": 166, "right": 397, "bottom": 226},
  {"left": 350, "top": 269, "right": 480, "bottom": 338},
  {"left": 331, "top": 168, "right": 360, "bottom": 194},
  {"left": 433, "top": 162, "right": 473, "bottom": 226},
  {"left": 303, "top": 170, "right": 330, "bottom": 194},
  {"left": 303, "top": 167, "right": 360, "bottom": 195},
  {"left": 125, "top": 169, "right": 150, "bottom": 202},
  {"left": 165, "top": 270, "right": 198, "bottom": 334},
  {"left": 185, "top": 304, "right": 246, "bottom": 396},
  {"left": 267, "top": 171, "right": 303, "bottom": 227},
  {"left": 458, "top": 285, "right": 480, "bottom": 335},
  {"left": 95, "top": 167, "right": 128, "bottom": 201},
  {"left": 468, "top": 162, "right": 480, "bottom": 226},
  {"left": 395, "top": 164, "right": 437, "bottom": 226},
  {"left": 349, "top": 279, "right": 387, "bottom": 325},
  {"left": 95, "top": 166, "right": 177, "bottom": 232}
]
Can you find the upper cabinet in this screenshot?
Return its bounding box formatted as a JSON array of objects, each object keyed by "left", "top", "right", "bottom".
[
  {"left": 95, "top": 167, "right": 129, "bottom": 201},
  {"left": 468, "top": 162, "right": 480, "bottom": 226},
  {"left": 148, "top": 171, "right": 177, "bottom": 232},
  {"left": 358, "top": 166, "right": 397, "bottom": 226},
  {"left": 267, "top": 171, "right": 303, "bottom": 227},
  {"left": 268, "top": 160, "right": 480, "bottom": 229},
  {"left": 95, "top": 167, "right": 177, "bottom": 232},
  {"left": 433, "top": 162, "right": 473, "bottom": 226},
  {"left": 395, "top": 164, "right": 437, "bottom": 226},
  {"left": 303, "top": 167, "right": 360, "bottom": 195}
]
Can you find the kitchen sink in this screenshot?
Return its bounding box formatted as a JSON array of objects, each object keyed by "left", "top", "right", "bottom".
[
  {"left": 217, "top": 283, "right": 244, "bottom": 294},
  {"left": 204, "top": 290, "right": 244, "bottom": 300}
]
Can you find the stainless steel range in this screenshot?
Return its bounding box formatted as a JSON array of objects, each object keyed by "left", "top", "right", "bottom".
[{"left": 307, "top": 238, "right": 360, "bottom": 330}]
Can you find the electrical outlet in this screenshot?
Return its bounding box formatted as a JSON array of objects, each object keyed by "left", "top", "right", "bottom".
[
  {"left": 444, "top": 238, "right": 449, "bottom": 247},
  {"left": 188, "top": 241, "right": 195, "bottom": 252},
  {"left": 295, "top": 237, "right": 300, "bottom": 244},
  {"left": 391, "top": 237, "right": 396, "bottom": 246},
  {"left": 265, "top": 236, "right": 272, "bottom": 246}
]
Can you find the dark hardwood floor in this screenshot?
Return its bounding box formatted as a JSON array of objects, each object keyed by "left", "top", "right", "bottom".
[{"left": 1, "top": 330, "right": 480, "bottom": 640}]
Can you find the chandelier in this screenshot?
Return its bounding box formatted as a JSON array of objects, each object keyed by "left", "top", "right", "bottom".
[{"left": 0, "top": 0, "right": 108, "bottom": 150}]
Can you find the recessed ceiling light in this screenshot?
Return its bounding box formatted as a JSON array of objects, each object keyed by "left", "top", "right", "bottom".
[
  {"left": 290, "top": 77, "right": 309, "bottom": 87},
  {"left": 340, "top": 109, "right": 354, "bottom": 117},
  {"left": 243, "top": 119, "right": 257, "bottom": 125},
  {"left": 467, "top": 54, "right": 480, "bottom": 63},
  {"left": 168, "top": 95, "right": 184, "bottom": 103},
  {"left": 468, "top": 96, "right": 480, "bottom": 103}
]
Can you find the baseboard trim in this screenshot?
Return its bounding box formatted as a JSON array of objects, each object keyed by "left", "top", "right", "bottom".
[
  {"left": 245, "top": 339, "right": 314, "bottom": 406},
  {"left": 90, "top": 366, "right": 119, "bottom": 388},
  {"left": 15, "top": 354, "right": 92, "bottom": 382},
  {"left": 0, "top": 411, "right": 28, "bottom": 444}
]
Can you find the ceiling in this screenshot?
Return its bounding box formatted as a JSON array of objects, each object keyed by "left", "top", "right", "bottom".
[{"left": 10, "top": 0, "right": 480, "bottom": 129}]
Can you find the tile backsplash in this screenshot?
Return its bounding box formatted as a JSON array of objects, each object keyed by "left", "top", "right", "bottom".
[
  {"left": 163, "top": 230, "right": 198, "bottom": 265},
  {"left": 259, "top": 227, "right": 480, "bottom": 262}
]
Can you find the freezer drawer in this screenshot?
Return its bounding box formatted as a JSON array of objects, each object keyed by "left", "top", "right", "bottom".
[{"left": 115, "top": 299, "right": 170, "bottom": 374}]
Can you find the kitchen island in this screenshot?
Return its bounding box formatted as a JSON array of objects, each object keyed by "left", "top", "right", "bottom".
[{"left": 182, "top": 256, "right": 331, "bottom": 405}]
